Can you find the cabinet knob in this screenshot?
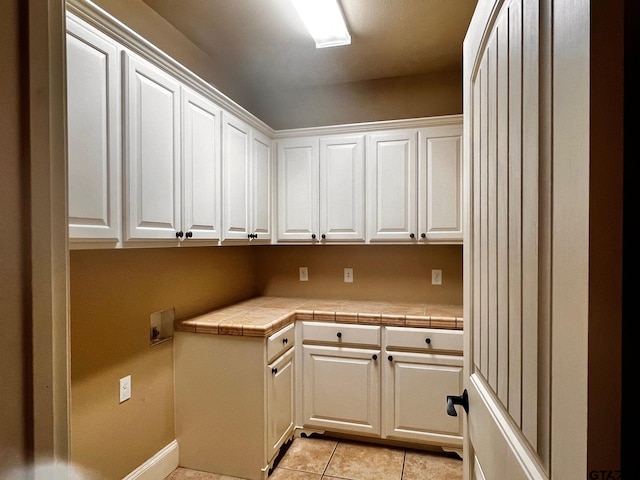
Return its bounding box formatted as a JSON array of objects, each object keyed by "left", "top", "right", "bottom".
[
  {"left": 321, "top": 234, "right": 326, "bottom": 239},
  {"left": 425, "top": 337, "right": 431, "bottom": 344},
  {"left": 388, "top": 355, "right": 393, "bottom": 361},
  {"left": 311, "top": 234, "right": 316, "bottom": 239},
  {"left": 186, "top": 231, "right": 193, "bottom": 238},
  {"left": 283, "top": 338, "right": 288, "bottom": 344},
  {"left": 336, "top": 332, "right": 342, "bottom": 338},
  {"left": 372, "top": 354, "right": 378, "bottom": 360},
  {"left": 176, "top": 231, "right": 184, "bottom": 239},
  {"left": 272, "top": 367, "right": 278, "bottom": 374},
  {"left": 421, "top": 233, "right": 426, "bottom": 239},
  {"left": 410, "top": 233, "right": 415, "bottom": 239}
]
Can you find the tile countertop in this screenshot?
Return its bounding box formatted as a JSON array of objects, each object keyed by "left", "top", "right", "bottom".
[{"left": 175, "top": 297, "right": 463, "bottom": 338}]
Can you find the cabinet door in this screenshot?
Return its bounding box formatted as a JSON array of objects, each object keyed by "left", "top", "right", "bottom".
[
  {"left": 366, "top": 130, "right": 418, "bottom": 242},
  {"left": 182, "top": 87, "right": 221, "bottom": 241},
  {"left": 124, "top": 52, "right": 181, "bottom": 241},
  {"left": 267, "top": 347, "right": 295, "bottom": 462},
  {"left": 302, "top": 345, "right": 380, "bottom": 436},
  {"left": 66, "top": 16, "right": 121, "bottom": 243},
  {"left": 382, "top": 351, "right": 463, "bottom": 445},
  {"left": 251, "top": 130, "right": 272, "bottom": 241},
  {"left": 222, "top": 113, "right": 251, "bottom": 241},
  {"left": 418, "top": 125, "right": 463, "bottom": 243},
  {"left": 276, "top": 137, "right": 319, "bottom": 242},
  {"left": 319, "top": 135, "right": 365, "bottom": 242}
]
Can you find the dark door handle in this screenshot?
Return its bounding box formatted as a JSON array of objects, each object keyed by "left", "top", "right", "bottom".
[{"left": 447, "top": 389, "right": 469, "bottom": 416}]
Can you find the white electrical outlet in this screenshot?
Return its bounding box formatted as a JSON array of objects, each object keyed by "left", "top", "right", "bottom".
[
  {"left": 119, "top": 375, "right": 131, "bottom": 403},
  {"left": 431, "top": 269, "right": 442, "bottom": 285},
  {"left": 344, "top": 268, "right": 354, "bottom": 283},
  {"left": 299, "top": 266, "right": 309, "bottom": 282}
]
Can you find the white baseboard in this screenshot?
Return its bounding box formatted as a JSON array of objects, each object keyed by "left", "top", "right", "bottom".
[{"left": 123, "top": 440, "right": 179, "bottom": 480}]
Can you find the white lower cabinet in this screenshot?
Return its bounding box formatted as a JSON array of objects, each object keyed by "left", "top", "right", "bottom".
[
  {"left": 267, "top": 347, "right": 295, "bottom": 460},
  {"left": 301, "top": 345, "right": 381, "bottom": 436},
  {"left": 175, "top": 322, "right": 295, "bottom": 480},
  {"left": 382, "top": 352, "right": 463, "bottom": 447},
  {"left": 298, "top": 321, "right": 463, "bottom": 452}
]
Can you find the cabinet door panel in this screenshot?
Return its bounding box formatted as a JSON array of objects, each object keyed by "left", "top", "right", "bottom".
[
  {"left": 267, "top": 348, "right": 295, "bottom": 462},
  {"left": 182, "top": 88, "right": 221, "bottom": 240},
  {"left": 419, "top": 125, "right": 463, "bottom": 242},
  {"left": 124, "top": 52, "right": 181, "bottom": 240},
  {"left": 383, "top": 351, "right": 462, "bottom": 445},
  {"left": 251, "top": 130, "right": 272, "bottom": 240},
  {"left": 66, "top": 17, "right": 120, "bottom": 242},
  {"left": 222, "top": 113, "right": 251, "bottom": 240},
  {"left": 302, "top": 345, "right": 380, "bottom": 435},
  {"left": 276, "top": 138, "right": 319, "bottom": 242},
  {"left": 320, "top": 135, "right": 365, "bottom": 242},
  {"left": 366, "top": 131, "right": 417, "bottom": 242}
]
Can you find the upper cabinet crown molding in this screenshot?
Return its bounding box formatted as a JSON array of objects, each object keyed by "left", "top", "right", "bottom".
[
  {"left": 65, "top": 0, "right": 274, "bottom": 138},
  {"left": 273, "top": 114, "right": 463, "bottom": 140}
]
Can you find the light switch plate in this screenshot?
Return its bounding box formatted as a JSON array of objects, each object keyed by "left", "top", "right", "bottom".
[{"left": 119, "top": 375, "right": 131, "bottom": 403}]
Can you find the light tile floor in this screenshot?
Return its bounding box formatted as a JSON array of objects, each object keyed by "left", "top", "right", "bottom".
[{"left": 165, "top": 436, "right": 462, "bottom": 480}]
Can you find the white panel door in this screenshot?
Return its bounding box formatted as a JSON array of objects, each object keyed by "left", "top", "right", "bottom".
[
  {"left": 366, "top": 130, "right": 418, "bottom": 242},
  {"left": 181, "top": 87, "right": 221, "bottom": 241},
  {"left": 222, "top": 113, "right": 251, "bottom": 241},
  {"left": 418, "top": 124, "right": 463, "bottom": 243},
  {"left": 66, "top": 15, "right": 120, "bottom": 242},
  {"left": 276, "top": 137, "right": 319, "bottom": 243},
  {"left": 302, "top": 345, "right": 380, "bottom": 436},
  {"left": 124, "top": 52, "right": 181, "bottom": 240},
  {"left": 319, "top": 135, "right": 365, "bottom": 242},
  {"left": 250, "top": 130, "right": 272, "bottom": 241},
  {"left": 462, "top": 0, "right": 559, "bottom": 479}
]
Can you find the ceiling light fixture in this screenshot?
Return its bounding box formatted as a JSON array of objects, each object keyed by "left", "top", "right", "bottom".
[{"left": 290, "top": 0, "right": 351, "bottom": 48}]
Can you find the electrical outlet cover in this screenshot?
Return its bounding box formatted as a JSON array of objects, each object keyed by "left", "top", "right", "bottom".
[{"left": 119, "top": 375, "right": 131, "bottom": 403}]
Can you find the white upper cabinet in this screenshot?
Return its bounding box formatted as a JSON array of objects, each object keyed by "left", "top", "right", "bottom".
[
  {"left": 250, "top": 129, "right": 273, "bottom": 241},
  {"left": 319, "top": 135, "right": 366, "bottom": 242},
  {"left": 123, "top": 51, "right": 182, "bottom": 241},
  {"left": 66, "top": 11, "right": 463, "bottom": 249},
  {"left": 366, "top": 130, "right": 418, "bottom": 242},
  {"left": 66, "top": 15, "right": 121, "bottom": 245},
  {"left": 418, "top": 124, "right": 463, "bottom": 243},
  {"left": 276, "top": 137, "right": 320, "bottom": 243},
  {"left": 276, "top": 135, "right": 365, "bottom": 244},
  {"left": 181, "top": 87, "right": 222, "bottom": 241},
  {"left": 221, "top": 112, "right": 272, "bottom": 243}
]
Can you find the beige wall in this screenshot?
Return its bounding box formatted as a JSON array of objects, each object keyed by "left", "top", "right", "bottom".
[
  {"left": 69, "top": 247, "right": 257, "bottom": 478},
  {"left": 255, "top": 70, "right": 462, "bottom": 130},
  {"left": 0, "top": 0, "right": 29, "bottom": 476},
  {"left": 255, "top": 245, "right": 462, "bottom": 305}
]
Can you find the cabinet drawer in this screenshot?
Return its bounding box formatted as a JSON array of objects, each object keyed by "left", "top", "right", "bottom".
[
  {"left": 267, "top": 322, "right": 295, "bottom": 363},
  {"left": 385, "top": 327, "right": 462, "bottom": 353},
  {"left": 302, "top": 321, "right": 380, "bottom": 347}
]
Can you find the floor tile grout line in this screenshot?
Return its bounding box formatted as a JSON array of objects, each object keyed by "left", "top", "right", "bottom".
[{"left": 321, "top": 438, "right": 339, "bottom": 477}]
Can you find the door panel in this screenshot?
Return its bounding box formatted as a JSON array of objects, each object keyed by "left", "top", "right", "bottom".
[
  {"left": 124, "top": 52, "right": 181, "bottom": 240},
  {"left": 463, "top": 0, "right": 550, "bottom": 478}
]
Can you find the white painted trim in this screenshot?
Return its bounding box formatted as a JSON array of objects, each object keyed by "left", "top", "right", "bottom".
[
  {"left": 273, "top": 114, "right": 463, "bottom": 139},
  {"left": 122, "top": 440, "right": 179, "bottom": 480}
]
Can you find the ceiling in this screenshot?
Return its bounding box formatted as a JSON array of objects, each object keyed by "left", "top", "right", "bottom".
[{"left": 141, "top": 0, "right": 477, "bottom": 95}]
